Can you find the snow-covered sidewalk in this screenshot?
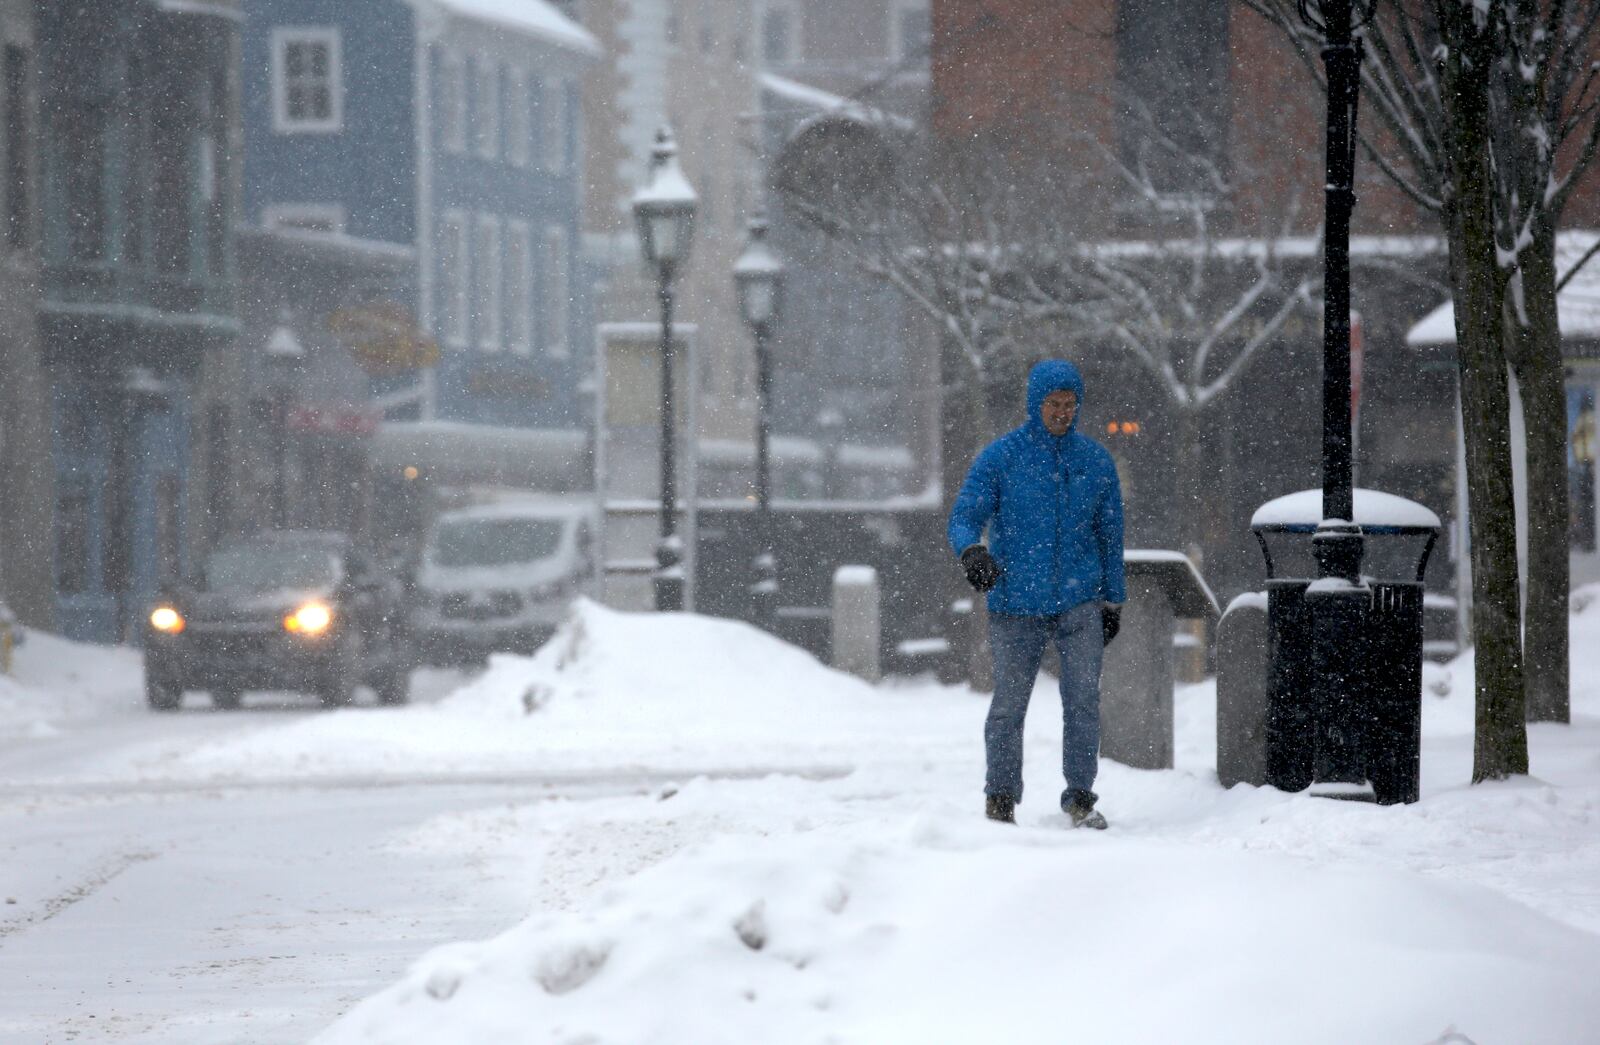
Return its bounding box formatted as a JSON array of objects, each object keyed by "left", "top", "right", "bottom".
[{"left": 281, "top": 597, "right": 1600, "bottom": 1045}]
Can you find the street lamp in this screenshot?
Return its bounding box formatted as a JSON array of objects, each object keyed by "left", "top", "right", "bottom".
[
  {"left": 1263, "top": 0, "right": 1381, "bottom": 791},
  {"left": 733, "top": 212, "right": 786, "bottom": 628},
  {"left": 632, "top": 126, "right": 698, "bottom": 612}
]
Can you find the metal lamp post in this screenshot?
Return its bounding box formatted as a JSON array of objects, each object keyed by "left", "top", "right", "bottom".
[
  {"left": 1302, "top": 0, "right": 1373, "bottom": 580},
  {"left": 631, "top": 127, "right": 698, "bottom": 612},
  {"left": 1277, "top": 0, "right": 1379, "bottom": 787},
  {"left": 733, "top": 212, "right": 786, "bottom": 629}
]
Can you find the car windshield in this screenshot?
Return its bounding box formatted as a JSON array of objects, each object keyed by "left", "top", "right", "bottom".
[
  {"left": 204, "top": 544, "right": 340, "bottom": 593},
  {"left": 432, "top": 516, "right": 566, "bottom": 568}
]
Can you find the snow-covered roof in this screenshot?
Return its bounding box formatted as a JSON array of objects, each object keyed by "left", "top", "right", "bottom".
[
  {"left": 424, "top": 0, "right": 600, "bottom": 55},
  {"left": 1407, "top": 230, "right": 1600, "bottom": 346},
  {"left": 1251, "top": 488, "right": 1443, "bottom": 532},
  {"left": 760, "top": 73, "right": 916, "bottom": 133}
]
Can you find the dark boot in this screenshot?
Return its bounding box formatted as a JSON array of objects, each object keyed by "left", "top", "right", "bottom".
[
  {"left": 1063, "top": 789, "right": 1108, "bottom": 830},
  {"left": 985, "top": 794, "right": 1016, "bottom": 824}
]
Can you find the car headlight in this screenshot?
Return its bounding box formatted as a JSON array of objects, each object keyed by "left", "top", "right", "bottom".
[
  {"left": 149, "top": 606, "right": 185, "bottom": 633},
  {"left": 284, "top": 602, "right": 334, "bottom": 635}
]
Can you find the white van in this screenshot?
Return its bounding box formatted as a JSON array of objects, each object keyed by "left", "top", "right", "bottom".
[{"left": 408, "top": 497, "right": 596, "bottom": 665}]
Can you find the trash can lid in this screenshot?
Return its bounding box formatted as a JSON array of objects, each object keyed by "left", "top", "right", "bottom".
[
  {"left": 1124, "top": 550, "right": 1222, "bottom": 620},
  {"left": 1249, "top": 487, "right": 1441, "bottom": 535}
]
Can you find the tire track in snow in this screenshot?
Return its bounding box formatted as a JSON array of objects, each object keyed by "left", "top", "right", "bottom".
[{"left": 0, "top": 848, "right": 159, "bottom": 939}]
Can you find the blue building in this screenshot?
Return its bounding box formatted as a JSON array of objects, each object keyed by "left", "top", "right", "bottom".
[
  {"left": 35, "top": 0, "right": 242, "bottom": 642},
  {"left": 238, "top": 0, "right": 598, "bottom": 433}
]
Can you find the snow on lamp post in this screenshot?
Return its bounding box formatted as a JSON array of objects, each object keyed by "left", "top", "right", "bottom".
[
  {"left": 733, "top": 211, "right": 786, "bottom": 630},
  {"left": 632, "top": 127, "right": 698, "bottom": 612}
]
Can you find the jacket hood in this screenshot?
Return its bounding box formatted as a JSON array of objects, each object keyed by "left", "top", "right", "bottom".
[{"left": 1026, "top": 360, "right": 1086, "bottom": 436}]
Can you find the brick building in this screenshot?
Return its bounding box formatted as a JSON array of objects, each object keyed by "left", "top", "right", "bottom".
[{"left": 924, "top": 0, "right": 1560, "bottom": 601}]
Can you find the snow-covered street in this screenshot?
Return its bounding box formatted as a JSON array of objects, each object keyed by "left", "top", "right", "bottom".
[{"left": 3, "top": 600, "right": 1600, "bottom": 1043}]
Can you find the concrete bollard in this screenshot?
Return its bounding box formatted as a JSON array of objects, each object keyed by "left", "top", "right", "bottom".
[
  {"left": 1099, "top": 576, "right": 1175, "bottom": 770},
  {"left": 1215, "top": 592, "right": 1269, "bottom": 788},
  {"left": 831, "top": 565, "right": 881, "bottom": 682}
]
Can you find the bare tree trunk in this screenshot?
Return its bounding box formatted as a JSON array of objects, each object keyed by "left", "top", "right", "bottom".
[
  {"left": 1506, "top": 225, "right": 1572, "bottom": 724},
  {"left": 1437, "top": 3, "right": 1530, "bottom": 781}
]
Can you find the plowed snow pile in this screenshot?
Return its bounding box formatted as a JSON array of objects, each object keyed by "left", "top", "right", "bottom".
[
  {"left": 173, "top": 599, "right": 976, "bottom": 779},
  {"left": 306, "top": 594, "right": 1600, "bottom": 1045}
]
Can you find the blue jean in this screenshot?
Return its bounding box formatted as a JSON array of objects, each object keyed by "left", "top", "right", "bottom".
[{"left": 984, "top": 604, "right": 1103, "bottom": 806}]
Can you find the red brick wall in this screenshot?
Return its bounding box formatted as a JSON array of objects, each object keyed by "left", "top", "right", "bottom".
[{"left": 931, "top": 0, "right": 1446, "bottom": 238}]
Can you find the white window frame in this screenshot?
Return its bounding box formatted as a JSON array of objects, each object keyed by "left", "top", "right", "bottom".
[
  {"left": 271, "top": 27, "right": 344, "bottom": 134},
  {"left": 476, "top": 214, "right": 503, "bottom": 352},
  {"left": 506, "top": 65, "right": 531, "bottom": 168},
  {"left": 540, "top": 77, "right": 568, "bottom": 172},
  {"left": 507, "top": 219, "right": 532, "bottom": 354},
  {"left": 473, "top": 55, "right": 500, "bottom": 160},
  {"left": 438, "top": 47, "right": 467, "bottom": 155},
  {"left": 261, "top": 203, "right": 347, "bottom": 233},
  {"left": 543, "top": 223, "right": 570, "bottom": 359},
  {"left": 439, "top": 210, "right": 469, "bottom": 348}
]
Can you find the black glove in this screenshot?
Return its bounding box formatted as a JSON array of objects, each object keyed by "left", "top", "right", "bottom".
[
  {"left": 1102, "top": 605, "right": 1122, "bottom": 646},
  {"left": 959, "top": 545, "right": 1002, "bottom": 593}
]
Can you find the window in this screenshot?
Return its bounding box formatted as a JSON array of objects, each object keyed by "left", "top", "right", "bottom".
[
  {"left": 55, "top": 492, "right": 90, "bottom": 596},
  {"left": 271, "top": 28, "right": 343, "bottom": 134},
  {"left": 63, "top": 93, "right": 106, "bottom": 261},
  {"left": 507, "top": 220, "right": 532, "bottom": 354},
  {"left": 1115, "top": 0, "right": 1231, "bottom": 199},
  {"left": 540, "top": 78, "right": 568, "bottom": 171},
  {"left": 762, "top": 4, "right": 796, "bottom": 63},
  {"left": 438, "top": 211, "right": 469, "bottom": 347},
  {"left": 262, "top": 203, "right": 346, "bottom": 233},
  {"left": 4, "top": 45, "right": 28, "bottom": 250},
  {"left": 893, "top": 5, "right": 931, "bottom": 63},
  {"left": 507, "top": 66, "right": 531, "bottom": 167},
  {"left": 543, "top": 224, "right": 570, "bottom": 359},
  {"left": 438, "top": 49, "right": 467, "bottom": 154},
  {"left": 476, "top": 215, "right": 503, "bottom": 351},
  {"left": 474, "top": 56, "right": 499, "bottom": 160}
]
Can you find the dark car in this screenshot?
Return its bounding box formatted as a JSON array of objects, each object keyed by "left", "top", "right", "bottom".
[{"left": 143, "top": 531, "right": 411, "bottom": 710}]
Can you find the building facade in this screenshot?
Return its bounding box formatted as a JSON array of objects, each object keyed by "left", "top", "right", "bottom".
[
  {"left": 755, "top": 0, "right": 934, "bottom": 498},
  {"left": 35, "top": 0, "right": 241, "bottom": 642},
  {"left": 239, "top": 0, "right": 597, "bottom": 438},
  {"left": 0, "top": 0, "right": 49, "bottom": 628}
]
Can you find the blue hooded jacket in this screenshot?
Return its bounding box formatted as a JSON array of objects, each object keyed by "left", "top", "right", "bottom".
[{"left": 947, "top": 360, "right": 1127, "bottom": 615}]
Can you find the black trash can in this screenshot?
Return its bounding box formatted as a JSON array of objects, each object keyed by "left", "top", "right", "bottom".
[{"left": 1250, "top": 489, "right": 1439, "bottom": 805}]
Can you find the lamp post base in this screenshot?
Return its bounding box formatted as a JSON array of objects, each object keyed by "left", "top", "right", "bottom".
[
  {"left": 750, "top": 550, "right": 778, "bottom": 631},
  {"left": 654, "top": 535, "right": 685, "bottom": 612}
]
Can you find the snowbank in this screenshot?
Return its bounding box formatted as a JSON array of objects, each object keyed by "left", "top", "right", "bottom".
[
  {"left": 0, "top": 629, "right": 144, "bottom": 737},
  {"left": 309, "top": 593, "right": 1600, "bottom": 1045},
  {"left": 321, "top": 773, "right": 1600, "bottom": 1045},
  {"left": 171, "top": 599, "right": 975, "bottom": 781}
]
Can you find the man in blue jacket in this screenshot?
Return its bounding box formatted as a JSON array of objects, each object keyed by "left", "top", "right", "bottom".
[{"left": 948, "top": 359, "right": 1126, "bottom": 828}]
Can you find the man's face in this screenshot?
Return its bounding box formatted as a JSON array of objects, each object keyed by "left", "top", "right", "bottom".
[{"left": 1040, "top": 389, "right": 1078, "bottom": 436}]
